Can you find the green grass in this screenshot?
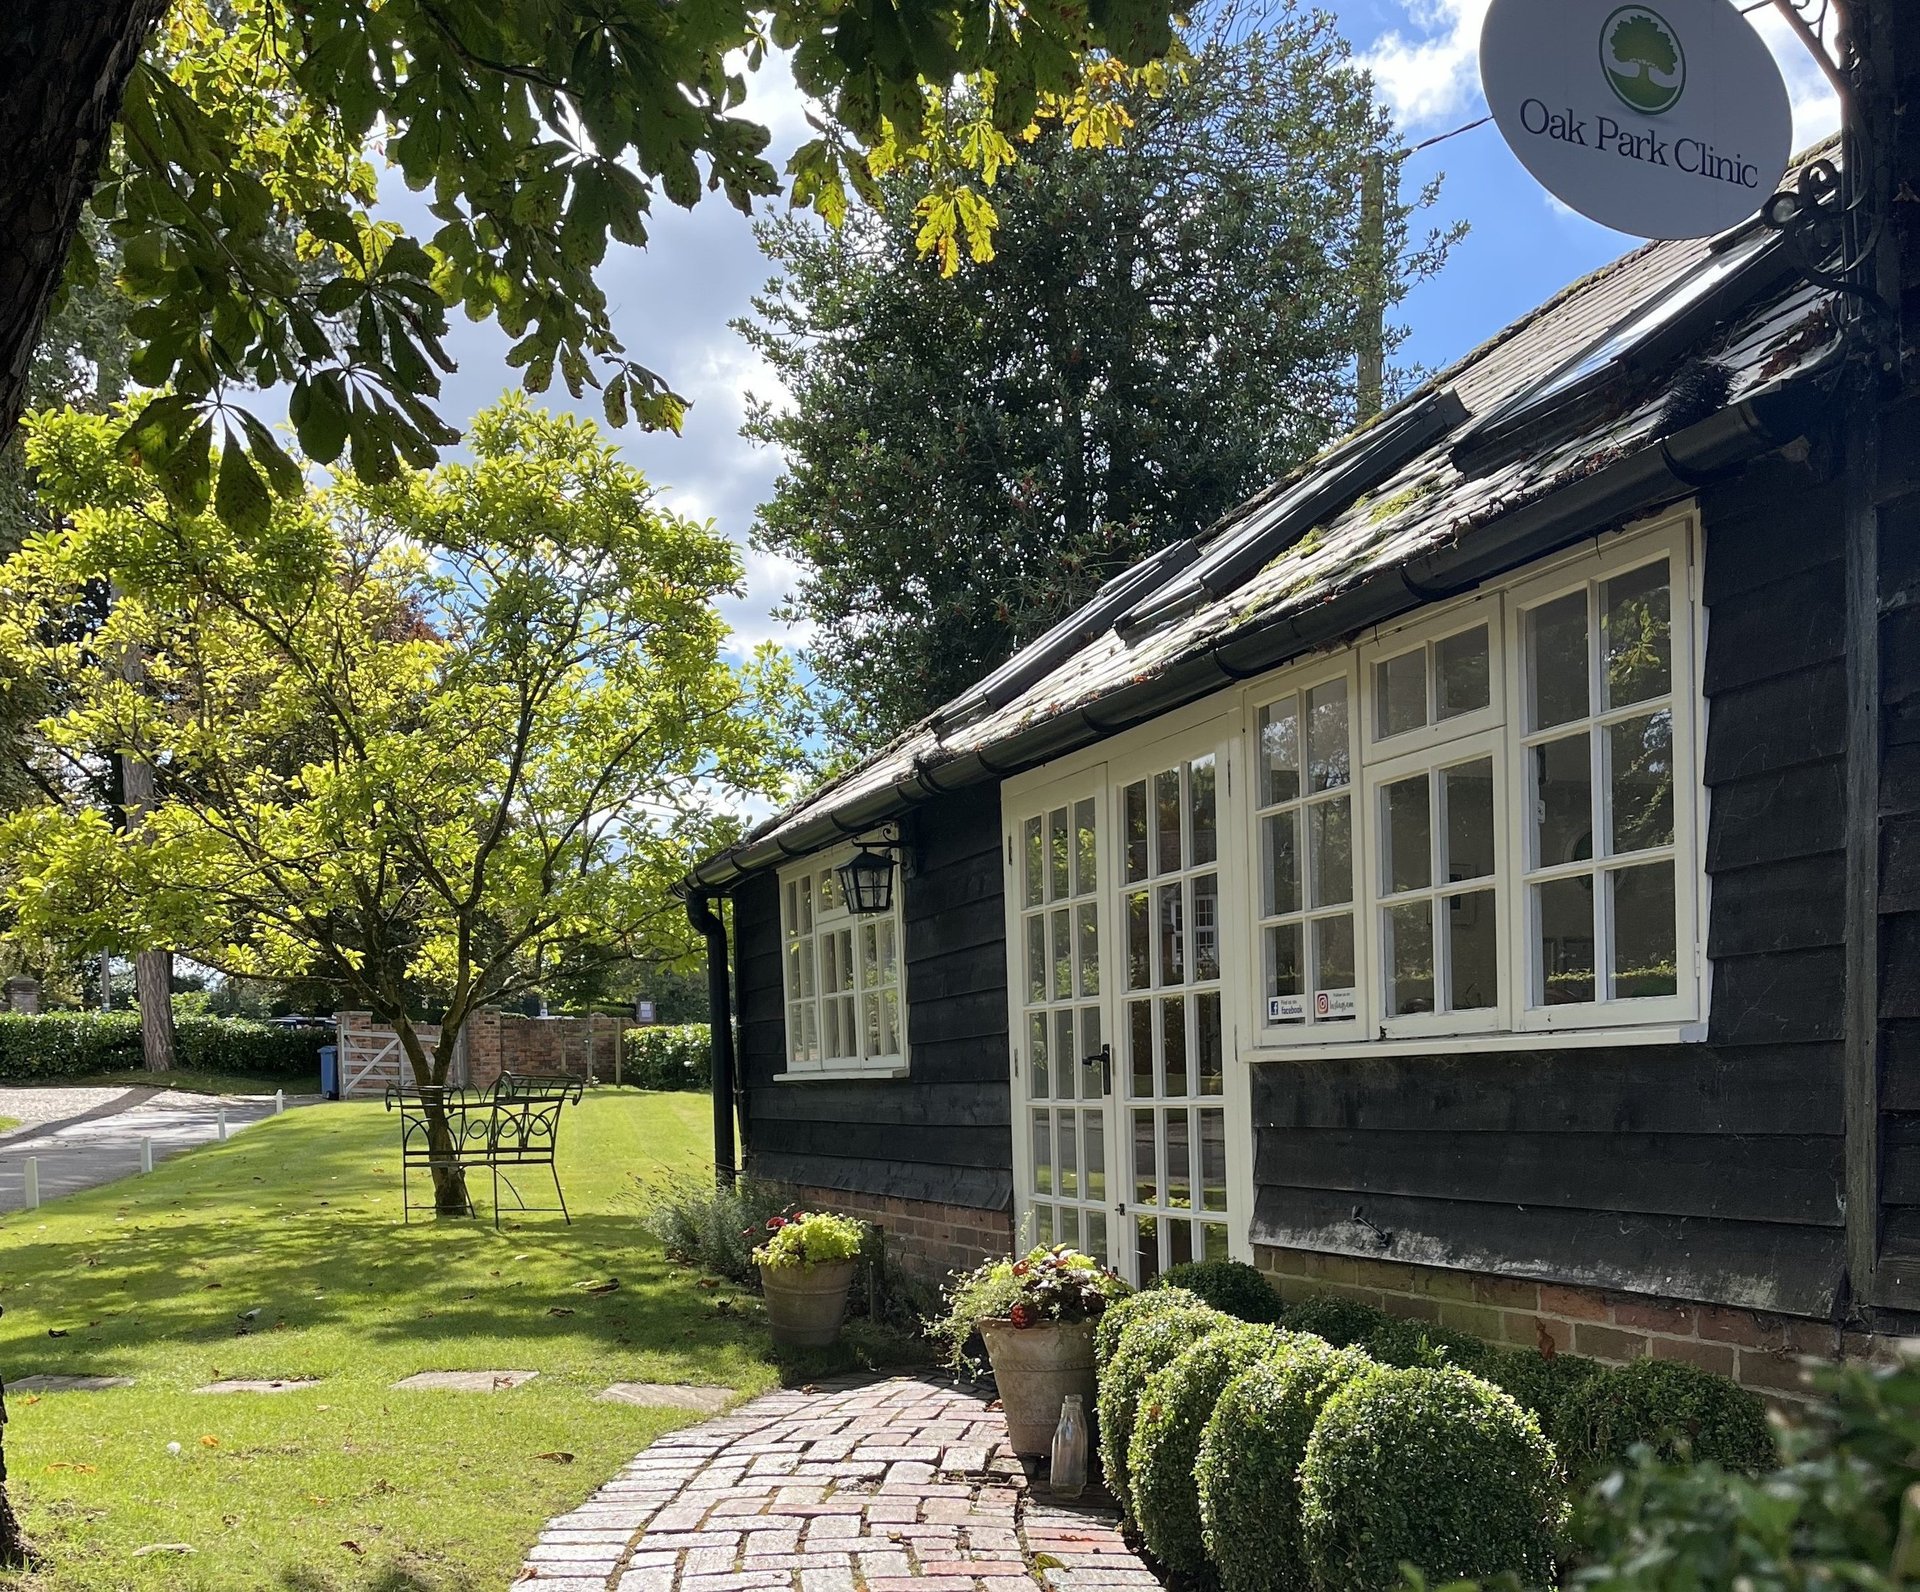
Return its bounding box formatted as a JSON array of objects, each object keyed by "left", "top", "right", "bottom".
[
  {"left": 0, "top": 1091, "right": 922, "bottom": 1591},
  {"left": 0, "top": 1118, "right": 18, "bottom": 1135}
]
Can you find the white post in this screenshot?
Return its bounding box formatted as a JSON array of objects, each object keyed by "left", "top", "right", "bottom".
[
  {"left": 274, "top": 1090, "right": 284, "bottom": 1115},
  {"left": 217, "top": 1106, "right": 228, "bottom": 1142},
  {"left": 140, "top": 1137, "right": 154, "bottom": 1174},
  {"left": 23, "top": 1157, "right": 38, "bottom": 1209}
]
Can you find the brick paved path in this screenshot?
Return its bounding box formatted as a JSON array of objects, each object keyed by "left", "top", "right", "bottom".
[{"left": 514, "top": 1376, "right": 1160, "bottom": 1592}]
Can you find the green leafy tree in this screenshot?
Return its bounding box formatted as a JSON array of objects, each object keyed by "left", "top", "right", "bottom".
[
  {"left": 0, "top": 395, "right": 804, "bottom": 1216},
  {"left": 740, "top": 7, "right": 1460, "bottom": 749},
  {"left": 5, "top": 0, "right": 1185, "bottom": 536},
  {"left": 1610, "top": 14, "right": 1680, "bottom": 81}
]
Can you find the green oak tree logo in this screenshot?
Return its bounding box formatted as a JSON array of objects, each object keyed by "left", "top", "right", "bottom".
[{"left": 1601, "top": 6, "right": 1686, "bottom": 114}]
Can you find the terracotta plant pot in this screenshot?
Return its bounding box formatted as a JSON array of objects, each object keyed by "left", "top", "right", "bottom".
[
  {"left": 759, "top": 1258, "right": 857, "bottom": 1348},
  {"left": 978, "top": 1317, "right": 1098, "bottom": 1456}
]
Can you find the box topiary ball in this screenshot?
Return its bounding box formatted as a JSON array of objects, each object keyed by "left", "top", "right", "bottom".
[
  {"left": 1128, "top": 1323, "right": 1295, "bottom": 1580},
  {"left": 1300, "top": 1364, "right": 1564, "bottom": 1592},
  {"left": 1359, "top": 1314, "right": 1492, "bottom": 1374},
  {"left": 1279, "top": 1294, "right": 1391, "bottom": 1348},
  {"left": 1557, "top": 1356, "right": 1775, "bottom": 1481},
  {"left": 1480, "top": 1346, "right": 1604, "bottom": 1448},
  {"left": 1196, "top": 1336, "right": 1374, "bottom": 1592},
  {"left": 1154, "top": 1261, "right": 1284, "bottom": 1323},
  {"left": 1094, "top": 1285, "right": 1205, "bottom": 1375},
  {"left": 1096, "top": 1303, "right": 1230, "bottom": 1514}
]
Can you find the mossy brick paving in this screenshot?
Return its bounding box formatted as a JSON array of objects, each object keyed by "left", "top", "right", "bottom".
[{"left": 513, "top": 1376, "right": 1161, "bottom": 1592}]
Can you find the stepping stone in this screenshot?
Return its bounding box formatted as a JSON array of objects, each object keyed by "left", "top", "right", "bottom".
[
  {"left": 9, "top": 1375, "right": 135, "bottom": 1393},
  {"left": 192, "top": 1378, "right": 322, "bottom": 1394},
  {"left": 597, "top": 1382, "right": 733, "bottom": 1413},
  {"left": 391, "top": 1369, "right": 538, "bottom": 1392}
]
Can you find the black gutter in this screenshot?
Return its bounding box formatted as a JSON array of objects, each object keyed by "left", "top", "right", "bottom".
[
  {"left": 685, "top": 377, "right": 1824, "bottom": 894},
  {"left": 683, "top": 888, "right": 738, "bottom": 1188}
]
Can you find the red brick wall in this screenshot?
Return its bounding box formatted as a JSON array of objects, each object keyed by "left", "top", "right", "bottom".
[
  {"left": 1256, "top": 1244, "right": 1897, "bottom": 1403},
  {"left": 780, "top": 1184, "right": 1013, "bottom": 1282},
  {"left": 461, "top": 1010, "right": 622, "bottom": 1091}
]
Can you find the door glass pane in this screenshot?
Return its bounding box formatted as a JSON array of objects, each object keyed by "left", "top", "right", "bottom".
[
  {"left": 1127, "top": 891, "right": 1150, "bottom": 989},
  {"left": 1202, "top": 1223, "right": 1229, "bottom": 1261},
  {"left": 1609, "top": 711, "right": 1675, "bottom": 854},
  {"left": 1169, "top": 1220, "right": 1194, "bottom": 1268},
  {"left": 1190, "top": 755, "right": 1218, "bottom": 866},
  {"left": 1376, "top": 648, "right": 1427, "bottom": 738},
  {"left": 1049, "top": 807, "right": 1070, "bottom": 902},
  {"left": 1196, "top": 992, "right": 1223, "bottom": 1096},
  {"left": 1088, "top": 1211, "right": 1108, "bottom": 1262},
  {"left": 1024, "top": 817, "right": 1044, "bottom": 907},
  {"left": 1051, "top": 907, "right": 1072, "bottom": 999},
  {"left": 1443, "top": 758, "right": 1497, "bottom": 882},
  {"left": 1129, "top": 1000, "right": 1153, "bottom": 1096},
  {"left": 1078, "top": 1007, "right": 1104, "bottom": 1098},
  {"left": 1307, "top": 680, "right": 1351, "bottom": 791},
  {"left": 1528, "top": 591, "right": 1590, "bottom": 730},
  {"left": 1059, "top": 1109, "right": 1078, "bottom": 1196},
  {"left": 1604, "top": 562, "right": 1671, "bottom": 707},
  {"left": 1537, "top": 876, "right": 1596, "bottom": 1004},
  {"left": 1383, "top": 776, "right": 1432, "bottom": 894},
  {"left": 1086, "top": 1110, "right": 1106, "bottom": 1201},
  {"left": 1055, "top": 1009, "right": 1076, "bottom": 1099},
  {"left": 1448, "top": 890, "right": 1498, "bottom": 1011},
  {"left": 1161, "top": 997, "right": 1188, "bottom": 1097},
  {"left": 1192, "top": 873, "right": 1220, "bottom": 981},
  {"left": 1036, "top": 1204, "right": 1054, "bottom": 1245},
  {"left": 1200, "top": 1109, "right": 1227, "bottom": 1212},
  {"left": 1027, "top": 916, "right": 1047, "bottom": 1003},
  {"left": 1156, "top": 882, "right": 1185, "bottom": 984},
  {"left": 1033, "top": 1112, "right": 1052, "bottom": 1196},
  {"left": 1076, "top": 902, "right": 1100, "bottom": 996},
  {"left": 1310, "top": 796, "right": 1354, "bottom": 907},
  {"left": 1125, "top": 781, "right": 1149, "bottom": 882},
  {"left": 1612, "top": 863, "right": 1678, "bottom": 997},
  {"left": 1263, "top": 810, "right": 1300, "bottom": 915},
  {"left": 1266, "top": 924, "right": 1304, "bottom": 1020},
  {"left": 1533, "top": 734, "right": 1594, "bottom": 869},
  {"left": 1133, "top": 1110, "right": 1157, "bottom": 1204},
  {"left": 1136, "top": 1219, "right": 1158, "bottom": 1285},
  {"left": 1314, "top": 915, "right": 1357, "bottom": 1013},
  {"left": 1074, "top": 799, "right": 1098, "bottom": 895},
  {"left": 1437, "top": 625, "right": 1491, "bottom": 719},
  {"left": 1386, "top": 902, "right": 1435, "bottom": 1016},
  {"left": 1030, "top": 1013, "right": 1050, "bottom": 1099},
  {"left": 1155, "top": 769, "right": 1182, "bottom": 874},
  {"left": 1167, "top": 1110, "right": 1191, "bottom": 1210},
  {"left": 1261, "top": 700, "right": 1301, "bottom": 805}
]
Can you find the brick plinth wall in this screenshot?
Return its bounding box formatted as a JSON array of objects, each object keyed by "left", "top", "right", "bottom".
[
  {"left": 461, "top": 1009, "right": 621, "bottom": 1092},
  {"left": 780, "top": 1185, "right": 1013, "bottom": 1282},
  {"left": 1256, "top": 1244, "right": 1897, "bottom": 1402}
]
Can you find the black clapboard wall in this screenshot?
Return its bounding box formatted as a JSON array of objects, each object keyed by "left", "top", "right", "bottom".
[
  {"left": 732, "top": 782, "right": 1013, "bottom": 1214},
  {"left": 1251, "top": 455, "right": 1850, "bottom": 1319}
]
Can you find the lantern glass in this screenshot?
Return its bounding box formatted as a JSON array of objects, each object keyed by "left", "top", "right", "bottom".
[{"left": 837, "top": 848, "right": 895, "bottom": 914}]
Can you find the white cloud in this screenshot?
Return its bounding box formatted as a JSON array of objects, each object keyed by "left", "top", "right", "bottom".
[{"left": 1359, "top": 0, "right": 1843, "bottom": 148}]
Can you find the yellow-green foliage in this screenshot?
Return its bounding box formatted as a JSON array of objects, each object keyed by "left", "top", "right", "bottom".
[
  {"left": 1096, "top": 1304, "right": 1230, "bottom": 1515},
  {"left": 752, "top": 1210, "right": 866, "bottom": 1269}
]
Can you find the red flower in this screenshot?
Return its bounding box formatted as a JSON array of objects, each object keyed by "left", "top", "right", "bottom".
[{"left": 766, "top": 1216, "right": 787, "bottom": 1231}]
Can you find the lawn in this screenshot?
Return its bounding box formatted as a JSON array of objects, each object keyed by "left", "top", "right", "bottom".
[
  {"left": 0, "top": 1090, "right": 916, "bottom": 1591},
  {"left": 0, "top": 1119, "right": 18, "bottom": 1135}
]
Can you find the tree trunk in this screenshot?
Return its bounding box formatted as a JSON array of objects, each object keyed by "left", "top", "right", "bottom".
[
  {"left": 118, "top": 747, "right": 174, "bottom": 1072},
  {"left": 0, "top": 1, "right": 173, "bottom": 445},
  {"left": 396, "top": 1018, "right": 470, "bottom": 1217},
  {"left": 0, "top": 1309, "right": 33, "bottom": 1570}
]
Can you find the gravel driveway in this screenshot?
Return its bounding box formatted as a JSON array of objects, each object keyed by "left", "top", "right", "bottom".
[{"left": 0, "top": 1086, "right": 147, "bottom": 1137}]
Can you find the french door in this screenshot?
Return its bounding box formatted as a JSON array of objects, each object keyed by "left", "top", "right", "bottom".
[{"left": 1006, "top": 731, "right": 1251, "bottom": 1283}]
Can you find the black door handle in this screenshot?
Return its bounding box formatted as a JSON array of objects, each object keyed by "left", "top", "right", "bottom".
[{"left": 1085, "top": 1043, "right": 1112, "bottom": 1097}]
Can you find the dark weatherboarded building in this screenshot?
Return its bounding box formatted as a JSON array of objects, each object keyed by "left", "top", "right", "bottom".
[{"left": 686, "top": 124, "right": 1920, "bottom": 1393}]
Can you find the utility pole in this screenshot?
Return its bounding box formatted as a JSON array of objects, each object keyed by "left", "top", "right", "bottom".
[{"left": 1356, "top": 150, "right": 1388, "bottom": 423}]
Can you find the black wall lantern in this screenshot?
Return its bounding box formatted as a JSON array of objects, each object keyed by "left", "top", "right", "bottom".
[{"left": 836, "top": 844, "right": 898, "bottom": 915}]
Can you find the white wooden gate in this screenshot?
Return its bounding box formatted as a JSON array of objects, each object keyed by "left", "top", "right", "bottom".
[{"left": 335, "top": 1016, "right": 445, "bottom": 1097}]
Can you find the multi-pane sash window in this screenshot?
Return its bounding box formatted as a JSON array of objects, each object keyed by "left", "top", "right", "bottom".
[
  {"left": 1253, "top": 677, "right": 1359, "bottom": 1033},
  {"left": 779, "top": 848, "right": 905, "bottom": 1075},
  {"left": 1518, "top": 556, "right": 1683, "bottom": 1015}
]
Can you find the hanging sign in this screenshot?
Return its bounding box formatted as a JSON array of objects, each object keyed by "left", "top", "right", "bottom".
[{"left": 1479, "top": 0, "right": 1793, "bottom": 239}]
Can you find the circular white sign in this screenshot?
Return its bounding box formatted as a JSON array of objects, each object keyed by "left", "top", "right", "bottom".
[{"left": 1479, "top": 0, "right": 1793, "bottom": 239}]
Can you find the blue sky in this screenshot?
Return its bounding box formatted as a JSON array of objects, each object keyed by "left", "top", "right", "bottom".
[{"left": 377, "top": 0, "right": 1839, "bottom": 660}]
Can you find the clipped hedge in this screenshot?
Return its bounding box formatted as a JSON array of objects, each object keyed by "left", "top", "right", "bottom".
[
  {"left": 1481, "top": 1345, "right": 1604, "bottom": 1446},
  {"left": 1558, "top": 1356, "right": 1775, "bottom": 1480},
  {"left": 622, "top": 1023, "right": 710, "bottom": 1090},
  {"left": 0, "top": 1012, "right": 325, "bottom": 1081},
  {"left": 1097, "top": 1303, "right": 1230, "bottom": 1514},
  {"left": 1279, "top": 1293, "right": 1484, "bottom": 1372},
  {"left": 1300, "top": 1365, "right": 1564, "bottom": 1592},
  {"left": 1197, "top": 1337, "right": 1376, "bottom": 1592},
  {"left": 1129, "top": 1323, "right": 1290, "bottom": 1579},
  {"left": 1094, "top": 1285, "right": 1204, "bottom": 1374},
  {"left": 1155, "top": 1260, "right": 1283, "bottom": 1323},
  {"left": 1278, "top": 1294, "right": 1390, "bottom": 1348}
]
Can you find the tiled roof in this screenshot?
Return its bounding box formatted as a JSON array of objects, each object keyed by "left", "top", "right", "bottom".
[{"left": 691, "top": 212, "right": 1844, "bottom": 889}]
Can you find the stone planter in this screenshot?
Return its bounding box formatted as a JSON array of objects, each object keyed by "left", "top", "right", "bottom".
[
  {"left": 978, "top": 1317, "right": 1098, "bottom": 1457},
  {"left": 759, "top": 1258, "right": 857, "bottom": 1348}
]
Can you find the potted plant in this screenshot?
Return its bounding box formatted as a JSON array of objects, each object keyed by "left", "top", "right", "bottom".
[
  {"left": 752, "top": 1208, "right": 865, "bottom": 1348},
  {"left": 933, "top": 1244, "right": 1130, "bottom": 1456}
]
